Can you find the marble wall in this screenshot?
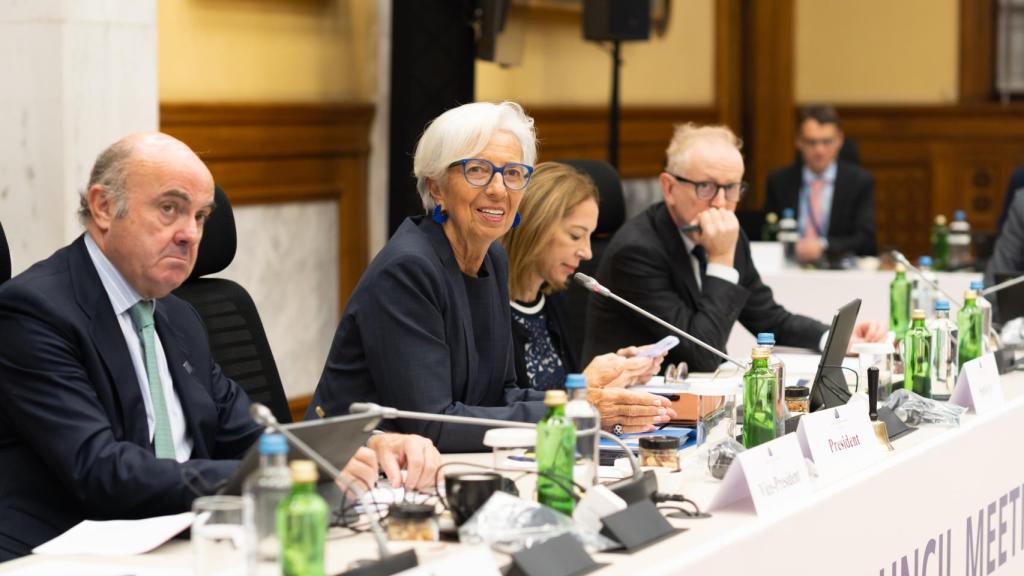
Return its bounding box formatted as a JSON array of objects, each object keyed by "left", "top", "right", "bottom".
[
  {"left": 0, "top": 0, "right": 157, "bottom": 273},
  {"left": 216, "top": 200, "right": 339, "bottom": 399}
]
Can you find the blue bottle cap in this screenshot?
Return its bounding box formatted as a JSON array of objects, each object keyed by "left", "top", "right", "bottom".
[
  {"left": 970, "top": 280, "right": 984, "bottom": 290},
  {"left": 756, "top": 333, "right": 776, "bottom": 345},
  {"left": 782, "top": 208, "right": 795, "bottom": 219},
  {"left": 918, "top": 255, "right": 932, "bottom": 267},
  {"left": 565, "top": 373, "right": 587, "bottom": 389},
  {"left": 934, "top": 300, "right": 950, "bottom": 311},
  {"left": 954, "top": 210, "right": 966, "bottom": 221},
  {"left": 259, "top": 433, "right": 288, "bottom": 455}
]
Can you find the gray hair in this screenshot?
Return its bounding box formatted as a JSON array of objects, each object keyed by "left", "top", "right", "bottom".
[
  {"left": 413, "top": 101, "right": 537, "bottom": 211},
  {"left": 665, "top": 123, "right": 743, "bottom": 175},
  {"left": 78, "top": 139, "right": 134, "bottom": 225}
]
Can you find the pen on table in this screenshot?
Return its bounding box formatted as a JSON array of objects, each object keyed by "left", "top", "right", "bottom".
[{"left": 679, "top": 223, "right": 701, "bottom": 233}]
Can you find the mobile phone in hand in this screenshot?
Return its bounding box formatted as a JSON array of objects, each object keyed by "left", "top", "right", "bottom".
[{"left": 638, "top": 335, "right": 680, "bottom": 358}]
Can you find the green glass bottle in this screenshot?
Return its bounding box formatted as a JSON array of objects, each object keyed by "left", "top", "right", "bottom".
[
  {"left": 277, "top": 460, "right": 328, "bottom": 576},
  {"left": 536, "top": 390, "right": 576, "bottom": 516},
  {"left": 743, "top": 346, "right": 777, "bottom": 449},
  {"left": 957, "top": 289, "right": 983, "bottom": 369},
  {"left": 902, "top": 309, "right": 931, "bottom": 397},
  {"left": 761, "top": 212, "right": 779, "bottom": 241},
  {"left": 890, "top": 263, "right": 911, "bottom": 340},
  {"left": 931, "top": 215, "right": 949, "bottom": 271}
]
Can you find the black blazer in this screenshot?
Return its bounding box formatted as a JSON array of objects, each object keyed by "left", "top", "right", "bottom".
[
  {"left": 307, "top": 217, "right": 545, "bottom": 453},
  {"left": 764, "top": 161, "right": 877, "bottom": 257},
  {"left": 582, "top": 203, "right": 827, "bottom": 372},
  {"left": 0, "top": 236, "right": 261, "bottom": 560},
  {"left": 511, "top": 291, "right": 579, "bottom": 389}
]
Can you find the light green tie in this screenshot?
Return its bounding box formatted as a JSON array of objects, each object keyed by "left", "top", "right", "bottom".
[{"left": 128, "top": 301, "right": 176, "bottom": 459}]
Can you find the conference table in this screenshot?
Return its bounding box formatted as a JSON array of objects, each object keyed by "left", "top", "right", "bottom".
[{"left": 4, "top": 362, "right": 1021, "bottom": 575}]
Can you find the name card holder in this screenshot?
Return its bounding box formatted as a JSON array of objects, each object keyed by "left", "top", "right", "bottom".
[
  {"left": 600, "top": 499, "right": 681, "bottom": 552},
  {"left": 708, "top": 434, "right": 811, "bottom": 516},
  {"left": 950, "top": 353, "right": 1005, "bottom": 415},
  {"left": 797, "top": 403, "right": 883, "bottom": 479},
  {"left": 508, "top": 533, "right": 601, "bottom": 576}
]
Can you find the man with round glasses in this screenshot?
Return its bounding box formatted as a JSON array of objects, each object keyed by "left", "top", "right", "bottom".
[{"left": 583, "top": 123, "right": 885, "bottom": 372}]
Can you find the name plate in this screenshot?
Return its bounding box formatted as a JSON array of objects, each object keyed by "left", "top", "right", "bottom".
[
  {"left": 796, "top": 403, "right": 882, "bottom": 479},
  {"left": 951, "top": 353, "right": 1005, "bottom": 415},
  {"left": 708, "top": 434, "right": 811, "bottom": 516},
  {"left": 398, "top": 545, "right": 500, "bottom": 576}
]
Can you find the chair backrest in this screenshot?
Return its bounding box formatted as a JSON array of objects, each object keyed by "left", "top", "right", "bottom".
[
  {"left": 173, "top": 185, "right": 293, "bottom": 424},
  {"left": 0, "top": 220, "right": 9, "bottom": 286},
  {"left": 559, "top": 160, "right": 626, "bottom": 363}
]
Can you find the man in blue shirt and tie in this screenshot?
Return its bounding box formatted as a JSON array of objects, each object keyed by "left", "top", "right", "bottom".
[
  {"left": 765, "top": 105, "right": 877, "bottom": 265},
  {"left": 0, "top": 133, "right": 439, "bottom": 559}
]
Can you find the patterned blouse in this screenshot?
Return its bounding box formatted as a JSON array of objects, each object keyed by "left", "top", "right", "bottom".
[{"left": 510, "top": 295, "right": 566, "bottom": 391}]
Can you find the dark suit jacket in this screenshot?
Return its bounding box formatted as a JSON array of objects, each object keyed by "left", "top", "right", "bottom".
[
  {"left": 511, "top": 291, "right": 579, "bottom": 390},
  {"left": 582, "top": 203, "right": 828, "bottom": 372},
  {"left": 0, "top": 236, "right": 261, "bottom": 560},
  {"left": 307, "top": 217, "right": 545, "bottom": 453},
  {"left": 764, "top": 161, "right": 877, "bottom": 257}
]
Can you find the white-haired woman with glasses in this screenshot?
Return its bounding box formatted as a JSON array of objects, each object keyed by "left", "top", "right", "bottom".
[{"left": 307, "top": 102, "right": 552, "bottom": 452}]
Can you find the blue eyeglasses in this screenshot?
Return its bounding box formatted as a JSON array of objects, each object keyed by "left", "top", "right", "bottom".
[{"left": 449, "top": 158, "right": 534, "bottom": 191}]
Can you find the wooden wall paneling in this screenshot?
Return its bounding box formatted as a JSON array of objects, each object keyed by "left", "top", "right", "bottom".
[
  {"left": 160, "top": 102, "right": 374, "bottom": 314},
  {"left": 960, "top": 0, "right": 996, "bottom": 104},
  {"left": 741, "top": 0, "right": 794, "bottom": 211},
  {"left": 529, "top": 106, "right": 718, "bottom": 179},
  {"left": 715, "top": 0, "right": 743, "bottom": 133}
]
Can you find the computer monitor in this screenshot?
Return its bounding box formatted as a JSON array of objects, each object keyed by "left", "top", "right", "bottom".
[
  {"left": 993, "top": 273, "right": 1024, "bottom": 325},
  {"left": 809, "top": 299, "right": 862, "bottom": 412},
  {"left": 220, "top": 412, "right": 381, "bottom": 496}
]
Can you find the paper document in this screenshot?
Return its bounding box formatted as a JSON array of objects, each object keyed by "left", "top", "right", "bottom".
[
  {"left": 4, "top": 561, "right": 188, "bottom": 576},
  {"left": 32, "top": 511, "right": 194, "bottom": 556}
]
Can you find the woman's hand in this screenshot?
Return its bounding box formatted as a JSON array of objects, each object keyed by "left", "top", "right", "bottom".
[
  {"left": 583, "top": 352, "right": 662, "bottom": 389},
  {"left": 587, "top": 387, "right": 676, "bottom": 434},
  {"left": 616, "top": 346, "right": 666, "bottom": 383}
]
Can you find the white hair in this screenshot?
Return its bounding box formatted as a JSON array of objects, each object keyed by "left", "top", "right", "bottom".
[{"left": 413, "top": 101, "right": 537, "bottom": 211}]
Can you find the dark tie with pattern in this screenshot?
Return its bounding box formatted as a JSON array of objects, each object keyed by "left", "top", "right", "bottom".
[{"left": 692, "top": 245, "right": 708, "bottom": 285}]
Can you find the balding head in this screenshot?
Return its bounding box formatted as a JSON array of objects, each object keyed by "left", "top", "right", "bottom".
[{"left": 83, "top": 133, "right": 216, "bottom": 298}]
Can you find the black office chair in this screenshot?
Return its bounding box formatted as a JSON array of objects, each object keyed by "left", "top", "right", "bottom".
[
  {"left": 173, "top": 185, "right": 293, "bottom": 424},
  {"left": 0, "top": 220, "right": 10, "bottom": 286},
  {"left": 560, "top": 159, "right": 627, "bottom": 363}
]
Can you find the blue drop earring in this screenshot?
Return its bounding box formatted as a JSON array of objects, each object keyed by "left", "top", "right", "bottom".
[
  {"left": 432, "top": 204, "right": 449, "bottom": 224},
  {"left": 511, "top": 212, "right": 522, "bottom": 230}
]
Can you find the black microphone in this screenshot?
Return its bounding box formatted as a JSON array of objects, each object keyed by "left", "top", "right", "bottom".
[{"left": 574, "top": 272, "right": 750, "bottom": 370}]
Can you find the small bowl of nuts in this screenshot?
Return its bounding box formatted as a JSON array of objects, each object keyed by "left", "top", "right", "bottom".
[{"left": 638, "top": 435, "right": 681, "bottom": 471}]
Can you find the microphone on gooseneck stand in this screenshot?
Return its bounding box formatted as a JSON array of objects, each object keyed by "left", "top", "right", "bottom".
[
  {"left": 573, "top": 272, "right": 750, "bottom": 370},
  {"left": 249, "top": 404, "right": 418, "bottom": 576}
]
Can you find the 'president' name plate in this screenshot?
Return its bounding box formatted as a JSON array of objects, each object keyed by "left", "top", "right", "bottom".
[
  {"left": 709, "top": 434, "right": 810, "bottom": 516},
  {"left": 951, "top": 353, "right": 1004, "bottom": 415},
  {"left": 797, "top": 402, "right": 882, "bottom": 479}
]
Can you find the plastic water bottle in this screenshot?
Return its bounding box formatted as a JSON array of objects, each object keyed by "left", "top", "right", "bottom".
[
  {"left": 911, "top": 256, "right": 937, "bottom": 319},
  {"left": 927, "top": 300, "right": 959, "bottom": 398},
  {"left": 755, "top": 333, "right": 786, "bottom": 438},
  {"left": 948, "top": 210, "right": 972, "bottom": 270},
  {"left": 244, "top": 433, "right": 292, "bottom": 576},
  {"left": 564, "top": 374, "right": 599, "bottom": 488},
  {"left": 970, "top": 280, "right": 993, "bottom": 353},
  {"left": 278, "top": 460, "right": 328, "bottom": 576},
  {"left": 536, "top": 390, "right": 576, "bottom": 515},
  {"left": 777, "top": 208, "right": 799, "bottom": 266}
]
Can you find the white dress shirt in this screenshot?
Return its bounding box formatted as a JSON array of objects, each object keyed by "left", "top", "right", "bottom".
[{"left": 84, "top": 234, "right": 194, "bottom": 462}]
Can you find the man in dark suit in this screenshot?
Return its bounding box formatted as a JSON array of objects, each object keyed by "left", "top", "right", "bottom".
[
  {"left": 583, "top": 124, "right": 886, "bottom": 371},
  {"left": 765, "top": 105, "right": 877, "bottom": 263},
  {"left": 0, "top": 133, "right": 438, "bottom": 559}
]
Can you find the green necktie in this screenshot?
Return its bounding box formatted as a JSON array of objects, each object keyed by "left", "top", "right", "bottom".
[{"left": 128, "top": 301, "right": 176, "bottom": 459}]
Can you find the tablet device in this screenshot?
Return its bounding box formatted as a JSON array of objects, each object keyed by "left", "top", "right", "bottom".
[
  {"left": 219, "top": 412, "right": 381, "bottom": 496},
  {"left": 809, "top": 298, "right": 861, "bottom": 412}
]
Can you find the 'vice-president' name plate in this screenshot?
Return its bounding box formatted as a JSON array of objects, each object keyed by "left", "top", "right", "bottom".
[{"left": 709, "top": 434, "right": 811, "bottom": 516}]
